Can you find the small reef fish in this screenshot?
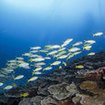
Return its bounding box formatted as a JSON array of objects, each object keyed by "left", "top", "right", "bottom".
[
  {"left": 73, "top": 41, "right": 83, "bottom": 46},
  {"left": 18, "top": 62, "right": 30, "bottom": 69},
  {"left": 93, "top": 32, "right": 104, "bottom": 37},
  {"left": 34, "top": 62, "right": 46, "bottom": 67},
  {"left": 43, "top": 66, "right": 52, "bottom": 71},
  {"left": 4, "top": 85, "right": 13, "bottom": 90},
  {"left": 30, "top": 46, "right": 41, "bottom": 50},
  {"left": 22, "top": 53, "right": 31, "bottom": 57},
  {"left": 7, "top": 60, "right": 16, "bottom": 63},
  {"left": 14, "top": 75, "right": 24, "bottom": 80},
  {"left": 73, "top": 51, "right": 82, "bottom": 56},
  {"left": 29, "top": 57, "right": 45, "bottom": 62},
  {"left": 58, "top": 47, "right": 66, "bottom": 52},
  {"left": 66, "top": 53, "right": 75, "bottom": 60},
  {"left": 28, "top": 76, "right": 38, "bottom": 82},
  {"left": 84, "top": 40, "right": 96, "bottom": 44},
  {"left": 75, "top": 65, "right": 84, "bottom": 69},
  {"left": 83, "top": 45, "right": 92, "bottom": 50},
  {"left": 69, "top": 47, "right": 80, "bottom": 52},
  {"left": 57, "top": 55, "right": 68, "bottom": 59},
  {"left": 61, "top": 38, "right": 73, "bottom": 47},
  {"left": 32, "top": 71, "right": 42, "bottom": 75},
  {"left": 62, "top": 61, "right": 67, "bottom": 66},
  {"left": 54, "top": 51, "right": 67, "bottom": 58},
  {"left": 16, "top": 57, "right": 24, "bottom": 61},
  {"left": 45, "top": 45, "right": 60, "bottom": 50},
  {"left": 30, "top": 50, "right": 38, "bottom": 53},
  {"left": 88, "top": 52, "right": 95, "bottom": 56},
  {"left": 0, "top": 82, "right": 3, "bottom": 86},
  {"left": 20, "top": 92, "right": 29, "bottom": 97},
  {"left": 45, "top": 57, "right": 51, "bottom": 60},
  {"left": 33, "top": 67, "right": 42, "bottom": 72},
  {"left": 40, "top": 50, "right": 48, "bottom": 53},
  {"left": 51, "top": 61, "right": 61, "bottom": 66},
  {"left": 47, "top": 50, "right": 58, "bottom": 56}
]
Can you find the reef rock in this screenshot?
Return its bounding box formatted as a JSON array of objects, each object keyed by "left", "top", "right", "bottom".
[
  {"left": 79, "top": 80, "right": 97, "bottom": 91},
  {"left": 48, "top": 82, "right": 78, "bottom": 100},
  {"left": 78, "top": 94, "right": 105, "bottom": 105},
  {"left": 19, "top": 96, "right": 43, "bottom": 105},
  {"left": 81, "top": 67, "right": 105, "bottom": 81},
  {"left": 41, "top": 96, "right": 58, "bottom": 105}
]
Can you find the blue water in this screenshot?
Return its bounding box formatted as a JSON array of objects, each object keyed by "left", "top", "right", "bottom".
[{"left": 0, "top": 0, "right": 105, "bottom": 68}]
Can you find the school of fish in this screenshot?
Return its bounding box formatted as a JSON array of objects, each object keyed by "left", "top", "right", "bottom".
[{"left": 0, "top": 32, "right": 104, "bottom": 92}]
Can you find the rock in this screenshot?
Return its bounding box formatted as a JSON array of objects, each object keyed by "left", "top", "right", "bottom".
[
  {"left": 41, "top": 96, "right": 58, "bottom": 105},
  {"left": 19, "top": 96, "right": 43, "bottom": 105},
  {"left": 78, "top": 94, "right": 105, "bottom": 105},
  {"left": 19, "top": 98, "right": 31, "bottom": 105},
  {"left": 48, "top": 82, "right": 78, "bottom": 100},
  {"left": 30, "top": 96, "right": 43, "bottom": 105},
  {"left": 0, "top": 94, "right": 9, "bottom": 104},
  {"left": 79, "top": 81, "right": 97, "bottom": 91},
  {"left": 37, "top": 87, "right": 49, "bottom": 96},
  {"left": 72, "top": 95, "right": 81, "bottom": 104},
  {"left": 103, "top": 76, "right": 105, "bottom": 80},
  {"left": 66, "top": 82, "right": 78, "bottom": 95},
  {"left": 79, "top": 80, "right": 105, "bottom": 96},
  {"left": 59, "top": 99, "right": 74, "bottom": 105},
  {"left": 81, "top": 67, "right": 105, "bottom": 81}
]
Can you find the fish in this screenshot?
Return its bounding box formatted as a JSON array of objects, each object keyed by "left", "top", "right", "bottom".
[
  {"left": 54, "top": 51, "right": 67, "bottom": 58},
  {"left": 57, "top": 55, "right": 68, "bottom": 59},
  {"left": 45, "top": 57, "right": 51, "bottom": 60},
  {"left": 62, "top": 61, "right": 67, "bottom": 66},
  {"left": 33, "top": 67, "right": 42, "bottom": 72},
  {"left": 73, "top": 41, "right": 83, "bottom": 46},
  {"left": 83, "top": 45, "right": 92, "bottom": 50},
  {"left": 30, "top": 46, "right": 41, "bottom": 50},
  {"left": 28, "top": 76, "right": 38, "bottom": 82},
  {"left": 34, "top": 62, "right": 46, "bottom": 67},
  {"left": 59, "top": 66, "right": 62, "bottom": 69},
  {"left": 88, "top": 52, "right": 95, "bottom": 56},
  {"left": 51, "top": 61, "right": 61, "bottom": 66},
  {"left": 7, "top": 60, "right": 16, "bottom": 63},
  {"left": 45, "top": 45, "right": 60, "bottom": 50},
  {"left": 47, "top": 50, "right": 58, "bottom": 56},
  {"left": 14, "top": 75, "right": 24, "bottom": 80},
  {"left": 69, "top": 47, "right": 80, "bottom": 52},
  {"left": 61, "top": 38, "right": 73, "bottom": 47},
  {"left": 4, "top": 85, "right": 13, "bottom": 90},
  {"left": 22, "top": 53, "right": 31, "bottom": 57},
  {"left": 75, "top": 65, "right": 84, "bottom": 69},
  {"left": 84, "top": 40, "right": 96, "bottom": 44},
  {"left": 43, "top": 66, "right": 52, "bottom": 71},
  {"left": 66, "top": 53, "right": 75, "bottom": 60},
  {"left": 58, "top": 47, "right": 66, "bottom": 52},
  {"left": 40, "top": 50, "right": 48, "bottom": 53},
  {"left": 30, "top": 50, "right": 38, "bottom": 53},
  {"left": 16, "top": 57, "right": 24, "bottom": 61},
  {"left": 93, "top": 32, "right": 104, "bottom": 37},
  {"left": 2, "top": 68, "right": 14, "bottom": 74},
  {"left": 29, "top": 57, "right": 45, "bottom": 62},
  {"left": 0, "top": 82, "right": 3, "bottom": 86},
  {"left": 18, "top": 62, "right": 30, "bottom": 69},
  {"left": 73, "top": 51, "right": 82, "bottom": 55},
  {"left": 32, "top": 71, "right": 42, "bottom": 75},
  {"left": 20, "top": 92, "right": 29, "bottom": 97}
]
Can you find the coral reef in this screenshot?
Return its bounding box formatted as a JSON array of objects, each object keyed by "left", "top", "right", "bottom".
[{"left": 0, "top": 51, "right": 105, "bottom": 105}]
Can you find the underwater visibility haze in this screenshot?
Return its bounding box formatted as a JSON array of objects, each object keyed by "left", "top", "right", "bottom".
[{"left": 0, "top": 0, "right": 105, "bottom": 102}]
